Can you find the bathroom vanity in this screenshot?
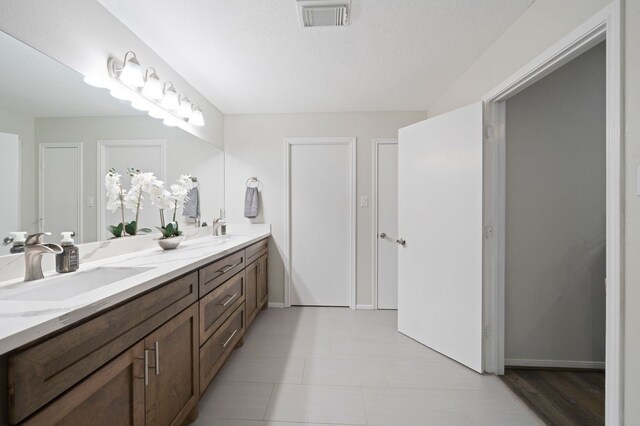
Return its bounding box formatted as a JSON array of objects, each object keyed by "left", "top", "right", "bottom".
[{"left": 0, "top": 228, "right": 270, "bottom": 425}]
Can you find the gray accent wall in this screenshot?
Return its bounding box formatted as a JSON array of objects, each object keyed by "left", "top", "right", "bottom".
[{"left": 505, "top": 42, "right": 606, "bottom": 365}]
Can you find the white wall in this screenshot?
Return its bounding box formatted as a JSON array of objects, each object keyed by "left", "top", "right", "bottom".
[
  {"left": 0, "top": 0, "right": 224, "bottom": 149},
  {"left": 0, "top": 107, "right": 37, "bottom": 233},
  {"left": 505, "top": 43, "right": 606, "bottom": 365},
  {"left": 35, "top": 115, "right": 224, "bottom": 243},
  {"left": 428, "top": 0, "right": 611, "bottom": 116},
  {"left": 624, "top": 0, "right": 640, "bottom": 423},
  {"left": 224, "top": 111, "right": 428, "bottom": 306}
]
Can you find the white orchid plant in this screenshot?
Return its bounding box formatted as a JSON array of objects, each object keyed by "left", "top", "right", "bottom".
[
  {"left": 105, "top": 168, "right": 193, "bottom": 239},
  {"left": 151, "top": 174, "right": 195, "bottom": 239}
]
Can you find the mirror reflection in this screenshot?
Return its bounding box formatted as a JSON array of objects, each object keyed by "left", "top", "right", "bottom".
[{"left": 0, "top": 31, "right": 224, "bottom": 255}]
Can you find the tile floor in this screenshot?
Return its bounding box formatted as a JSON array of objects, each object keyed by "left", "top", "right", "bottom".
[{"left": 193, "top": 307, "right": 542, "bottom": 426}]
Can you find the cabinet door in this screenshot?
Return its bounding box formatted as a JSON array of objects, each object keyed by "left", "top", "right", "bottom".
[
  {"left": 22, "top": 342, "right": 145, "bottom": 426},
  {"left": 145, "top": 304, "right": 199, "bottom": 426},
  {"left": 257, "top": 254, "right": 268, "bottom": 308},
  {"left": 245, "top": 260, "right": 258, "bottom": 327}
]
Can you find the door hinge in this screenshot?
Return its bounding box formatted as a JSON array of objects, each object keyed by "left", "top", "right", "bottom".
[
  {"left": 484, "top": 225, "right": 493, "bottom": 239},
  {"left": 483, "top": 324, "right": 491, "bottom": 339},
  {"left": 484, "top": 125, "right": 494, "bottom": 139}
]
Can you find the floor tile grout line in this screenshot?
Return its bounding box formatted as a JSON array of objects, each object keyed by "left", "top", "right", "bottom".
[{"left": 261, "top": 382, "right": 277, "bottom": 421}]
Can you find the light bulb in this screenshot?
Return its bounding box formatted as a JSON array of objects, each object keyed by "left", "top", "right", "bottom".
[{"left": 109, "top": 87, "right": 133, "bottom": 100}]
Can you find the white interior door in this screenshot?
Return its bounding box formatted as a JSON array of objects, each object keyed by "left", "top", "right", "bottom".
[
  {"left": 287, "top": 138, "right": 355, "bottom": 307},
  {"left": 376, "top": 140, "right": 398, "bottom": 309},
  {"left": 0, "top": 132, "right": 20, "bottom": 255},
  {"left": 39, "top": 143, "right": 82, "bottom": 243},
  {"left": 398, "top": 102, "right": 484, "bottom": 372},
  {"left": 98, "top": 140, "right": 165, "bottom": 240}
]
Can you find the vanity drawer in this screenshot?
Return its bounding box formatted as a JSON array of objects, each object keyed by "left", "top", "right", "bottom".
[
  {"left": 199, "top": 250, "right": 245, "bottom": 297},
  {"left": 246, "top": 238, "right": 268, "bottom": 265},
  {"left": 8, "top": 272, "right": 198, "bottom": 424},
  {"left": 199, "top": 304, "right": 245, "bottom": 395},
  {"left": 199, "top": 270, "right": 245, "bottom": 344}
]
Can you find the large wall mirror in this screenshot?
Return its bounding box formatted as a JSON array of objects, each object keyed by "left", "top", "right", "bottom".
[{"left": 0, "top": 31, "right": 224, "bottom": 255}]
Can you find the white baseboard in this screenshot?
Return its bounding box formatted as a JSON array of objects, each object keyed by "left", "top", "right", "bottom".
[
  {"left": 267, "top": 302, "right": 285, "bottom": 308},
  {"left": 505, "top": 358, "right": 605, "bottom": 370},
  {"left": 355, "top": 304, "right": 374, "bottom": 310}
]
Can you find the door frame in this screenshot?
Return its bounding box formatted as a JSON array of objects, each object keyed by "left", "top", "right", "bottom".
[
  {"left": 283, "top": 137, "right": 357, "bottom": 309},
  {"left": 372, "top": 138, "right": 398, "bottom": 310},
  {"left": 97, "top": 139, "right": 167, "bottom": 241},
  {"left": 38, "top": 142, "right": 83, "bottom": 243},
  {"left": 482, "top": 3, "right": 623, "bottom": 423}
]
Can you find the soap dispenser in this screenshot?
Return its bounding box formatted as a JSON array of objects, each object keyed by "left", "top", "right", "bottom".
[
  {"left": 9, "top": 232, "right": 27, "bottom": 254},
  {"left": 56, "top": 232, "right": 79, "bottom": 273}
]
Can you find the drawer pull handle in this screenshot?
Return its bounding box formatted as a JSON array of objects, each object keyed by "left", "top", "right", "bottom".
[
  {"left": 221, "top": 329, "right": 238, "bottom": 348},
  {"left": 144, "top": 350, "right": 149, "bottom": 386},
  {"left": 220, "top": 293, "right": 238, "bottom": 307},
  {"left": 155, "top": 341, "right": 160, "bottom": 375},
  {"left": 216, "top": 261, "right": 242, "bottom": 275}
]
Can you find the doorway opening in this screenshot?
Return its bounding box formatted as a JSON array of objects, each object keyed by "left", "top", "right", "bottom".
[
  {"left": 483, "top": 4, "right": 622, "bottom": 424},
  {"left": 501, "top": 41, "right": 606, "bottom": 425}
]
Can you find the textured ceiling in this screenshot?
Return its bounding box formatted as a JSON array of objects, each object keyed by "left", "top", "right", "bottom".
[
  {"left": 0, "top": 30, "right": 141, "bottom": 118},
  {"left": 98, "top": 0, "right": 534, "bottom": 114}
]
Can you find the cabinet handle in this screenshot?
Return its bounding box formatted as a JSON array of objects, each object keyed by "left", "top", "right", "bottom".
[
  {"left": 221, "top": 329, "right": 238, "bottom": 348},
  {"left": 216, "top": 261, "right": 242, "bottom": 275},
  {"left": 220, "top": 293, "right": 238, "bottom": 307},
  {"left": 144, "top": 350, "right": 149, "bottom": 386},
  {"left": 154, "top": 341, "right": 160, "bottom": 375}
]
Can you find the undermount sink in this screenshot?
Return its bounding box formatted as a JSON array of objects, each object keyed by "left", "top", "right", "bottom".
[{"left": 0, "top": 266, "right": 154, "bottom": 302}]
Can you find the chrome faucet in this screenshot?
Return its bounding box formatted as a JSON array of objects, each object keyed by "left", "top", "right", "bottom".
[{"left": 24, "top": 232, "right": 63, "bottom": 281}]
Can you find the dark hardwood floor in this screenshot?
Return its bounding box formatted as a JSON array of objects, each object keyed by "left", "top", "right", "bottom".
[{"left": 500, "top": 368, "right": 605, "bottom": 426}]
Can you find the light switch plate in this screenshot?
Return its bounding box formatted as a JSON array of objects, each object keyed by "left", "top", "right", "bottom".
[
  {"left": 86, "top": 196, "right": 95, "bottom": 207},
  {"left": 360, "top": 196, "right": 369, "bottom": 208}
]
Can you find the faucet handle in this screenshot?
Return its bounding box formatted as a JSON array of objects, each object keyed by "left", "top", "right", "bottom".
[{"left": 26, "top": 232, "right": 51, "bottom": 245}]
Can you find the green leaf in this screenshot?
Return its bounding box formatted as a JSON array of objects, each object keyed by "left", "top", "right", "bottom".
[
  {"left": 107, "top": 224, "right": 123, "bottom": 238},
  {"left": 125, "top": 221, "right": 137, "bottom": 235}
]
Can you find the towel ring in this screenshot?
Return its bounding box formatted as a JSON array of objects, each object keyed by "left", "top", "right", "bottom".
[{"left": 246, "top": 177, "right": 260, "bottom": 189}]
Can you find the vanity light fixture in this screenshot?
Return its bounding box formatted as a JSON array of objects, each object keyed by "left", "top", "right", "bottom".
[
  {"left": 141, "top": 67, "right": 163, "bottom": 100},
  {"left": 88, "top": 50, "right": 205, "bottom": 129},
  {"left": 178, "top": 94, "right": 193, "bottom": 118}
]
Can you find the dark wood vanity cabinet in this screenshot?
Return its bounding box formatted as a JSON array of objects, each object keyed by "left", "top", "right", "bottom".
[
  {"left": 5, "top": 237, "right": 268, "bottom": 425},
  {"left": 144, "top": 304, "right": 199, "bottom": 426},
  {"left": 22, "top": 342, "right": 146, "bottom": 426}
]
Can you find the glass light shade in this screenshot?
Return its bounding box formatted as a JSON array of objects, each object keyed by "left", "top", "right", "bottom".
[
  {"left": 142, "top": 70, "right": 163, "bottom": 100},
  {"left": 161, "top": 84, "right": 179, "bottom": 111},
  {"left": 118, "top": 53, "right": 144, "bottom": 87},
  {"left": 130, "top": 98, "right": 151, "bottom": 111},
  {"left": 189, "top": 107, "right": 205, "bottom": 126},
  {"left": 178, "top": 95, "right": 193, "bottom": 118}
]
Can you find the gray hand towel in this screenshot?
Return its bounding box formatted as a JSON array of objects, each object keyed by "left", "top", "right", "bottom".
[
  {"left": 182, "top": 187, "right": 200, "bottom": 218},
  {"left": 244, "top": 186, "right": 259, "bottom": 218}
]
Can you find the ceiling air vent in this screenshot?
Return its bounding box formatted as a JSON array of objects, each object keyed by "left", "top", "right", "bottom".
[{"left": 297, "top": 0, "right": 351, "bottom": 27}]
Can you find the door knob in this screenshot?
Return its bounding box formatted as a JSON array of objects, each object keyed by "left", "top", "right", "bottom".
[
  {"left": 396, "top": 238, "right": 406, "bottom": 246},
  {"left": 3, "top": 236, "right": 14, "bottom": 245},
  {"left": 379, "top": 232, "right": 387, "bottom": 239}
]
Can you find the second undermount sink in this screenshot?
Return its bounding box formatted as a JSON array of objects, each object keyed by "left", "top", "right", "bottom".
[{"left": 0, "top": 266, "right": 154, "bottom": 302}]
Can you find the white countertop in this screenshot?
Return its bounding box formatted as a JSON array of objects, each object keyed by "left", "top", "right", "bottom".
[{"left": 0, "top": 226, "right": 270, "bottom": 355}]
